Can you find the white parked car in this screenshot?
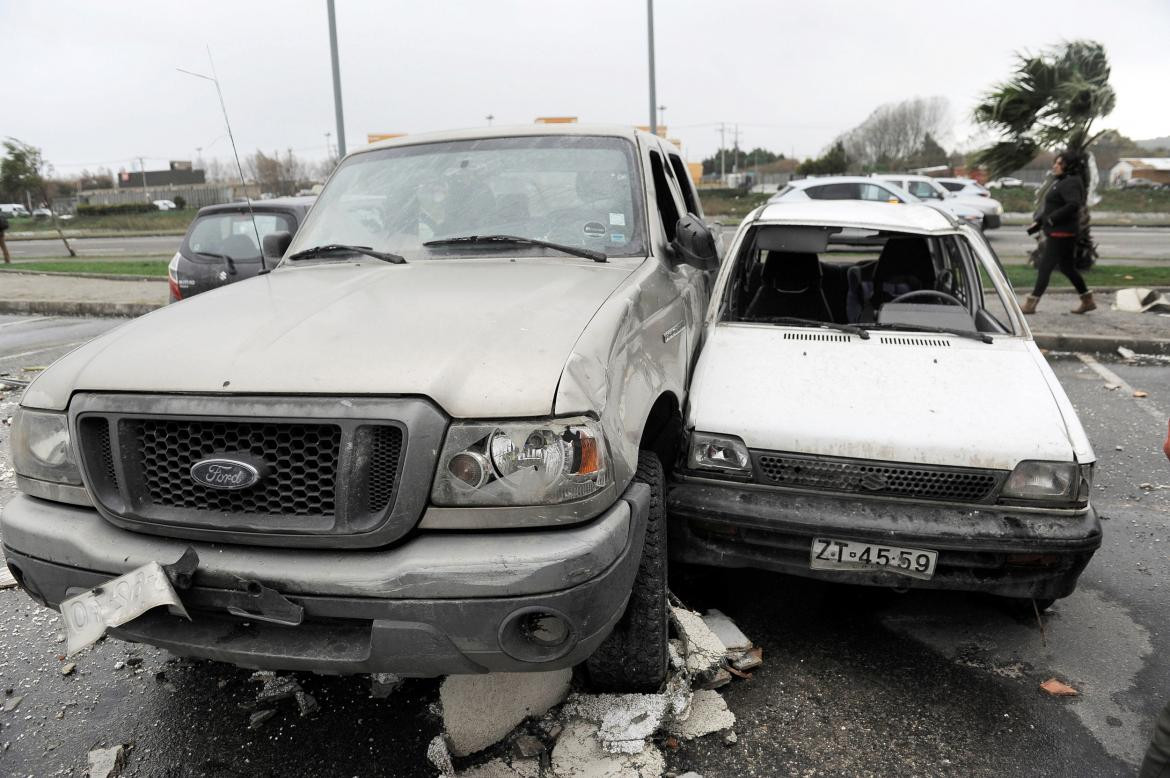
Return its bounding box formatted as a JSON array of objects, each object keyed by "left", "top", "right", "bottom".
[
  {"left": 668, "top": 200, "right": 1099, "bottom": 609},
  {"left": 878, "top": 174, "right": 1003, "bottom": 229},
  {"left": 770, "top": 176, "right": 984, "bottom": 230},
  {"left": 936, "top": 177, "right": 991, "bottom": 198},
  {"left": 988, "top": 176, "right": 1024, "bottom": 189},
  {"left": 153, "top": 199, "right": 178, "bottom": 211}
]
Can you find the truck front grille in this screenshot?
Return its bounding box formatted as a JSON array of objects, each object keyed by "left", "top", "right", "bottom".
[{"left": 753, "top": 451, "right": 1003, "bottom": 503}]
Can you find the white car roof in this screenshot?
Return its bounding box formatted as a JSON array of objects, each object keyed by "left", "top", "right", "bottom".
[
  {"left": 754, "top": 200, "right": 959, "bottom": 233},
  {"left": 786, "top": 176, "right": 889, "bottom": 188}
]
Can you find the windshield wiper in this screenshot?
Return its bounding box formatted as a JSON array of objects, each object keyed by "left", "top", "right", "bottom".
[
  {"left": 424, "top": 234, "right": 607, "bottom": 263},
  {"left": 741, "top": 316, "right": 870, "bottom": 340},
  {"left": 194, "top": 250, "right": 237, "bottom": 276},
  {"left": 864, "top": 322, "right": 993, "bottom": 344},
  {"left": 287, "top": 244, "right": 406, "bottom": 264}
]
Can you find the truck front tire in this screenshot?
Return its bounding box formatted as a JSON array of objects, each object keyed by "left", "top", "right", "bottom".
[{"left": 585, "top": 451, "right": 669, "bottom": 692}]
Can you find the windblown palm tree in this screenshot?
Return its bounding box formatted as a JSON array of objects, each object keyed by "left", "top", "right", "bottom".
[{"left": 972, "top": 41, "right": 1116, "bottom": 268}]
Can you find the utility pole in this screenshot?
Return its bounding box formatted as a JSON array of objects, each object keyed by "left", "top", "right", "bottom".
[
  {"left": 139, "top": 157, "right": 149, "bottom": 202},
  {"left": 327, "top": 0, "right": 347, "bottom": 157},
  {"left": 646, "top": 0, "right": 657, "bottom": 135},
  {"left": 732, "top": 125, "right": 740, "bottom": 173},
  {"left": 325, "top": 132, "right": 332, "bottom": 159},
  {"left": 658, "top": 105, "right": 666, "bottom": 133},
  {"left": 719, "top": 124, "right": 726, "bottom": 183}
]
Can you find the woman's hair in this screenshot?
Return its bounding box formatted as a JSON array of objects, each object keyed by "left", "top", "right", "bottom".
[{"left": 1057, "top": 150, "right": 1086, "bottom": 176}]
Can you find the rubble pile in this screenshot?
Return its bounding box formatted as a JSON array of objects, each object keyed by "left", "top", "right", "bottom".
[{"left": 426, "top": 603, "right": 758, "bottom": 778}]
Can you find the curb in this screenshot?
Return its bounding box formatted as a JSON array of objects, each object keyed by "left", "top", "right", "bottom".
[
  {"left": 0, "top": 300, "right": 163, "bottom": 318},
  {"left": 1032, "top": 332, "right": 1170, "bottom": 356},
  {"left": 7, "top": 230, "right": 187, "bottom": 241},
  {"left": 0, "top": 269, "right": 164, "bottom": 282}
]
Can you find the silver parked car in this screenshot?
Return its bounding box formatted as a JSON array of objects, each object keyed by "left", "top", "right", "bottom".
[
  {"left": 771, "top": 176, "right": 985, "bottom": 229},
  {"left": 1, "top": 125, "right": 718, "bottom": 692},
  {"left": 876, "top": 174, "right": 1003, "bottom": 229}
]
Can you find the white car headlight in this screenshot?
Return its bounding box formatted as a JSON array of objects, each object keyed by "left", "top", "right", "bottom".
[
  {"left": 1000, "top": 460, "right": 1083, "bottom": 504},
  {"left": 688, "top": 432, "right": 752, "bottom": 477},
  {"left": 11, "top": 408, "right": 82, "bottom": 485},
  {"left": 431, "top": 417, "right": 610, "bottom": 506}
]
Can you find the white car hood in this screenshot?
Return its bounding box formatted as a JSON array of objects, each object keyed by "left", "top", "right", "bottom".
[
  {"left": 24, "top": 259, "right": 633, "bottom": 418},
  {"left": 687, "top": 324, "right": 1077, "bottom": 470}
]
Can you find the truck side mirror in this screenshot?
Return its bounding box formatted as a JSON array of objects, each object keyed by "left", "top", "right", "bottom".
[
  {"left": 263, "top": 231, "right": 292, "bottom": 259},
  {"left": 669, "top": 214, "right": 719, "bottom": 272}
]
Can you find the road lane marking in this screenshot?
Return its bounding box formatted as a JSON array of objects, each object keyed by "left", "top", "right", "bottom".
[
  {"left": 0, "top": 340, "right": 89, "bottom": 362},
  {"left": 1076, "top": 353, "right": 1166, "bottom": 422},
  {"left": 0, "top": 316, "right": 54, "bottom": 328}
]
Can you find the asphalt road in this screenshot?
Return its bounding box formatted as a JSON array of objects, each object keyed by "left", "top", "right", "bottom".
[
  {"left": 6, "top": 235, "right": 180, "bottom": 259},
  {"left": 0, "top": 315, "right": 1167, "bottom": 777}
]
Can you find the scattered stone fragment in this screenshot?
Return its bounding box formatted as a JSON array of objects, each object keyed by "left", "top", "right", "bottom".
[
  {"left": 252, "top": 671, "right": 301, "bottom": 705},
  {"left": 87, "top": 744, "right": 127, "bottom": 778},
  {"left": 426, "top": 735, "right": 455, "bottom": 776},
  {"left": 370, "top": 672, "right": 403, "bottom": 699},
  {"left": 667, "top": 690, "right": 736, "bottom": 741},
  {"left": 1040, "top": 678, "right": 1079, "bottom": 697},
  {"left": 1104, "top": 383, "right": 1120, "bottom": 391},
  {"left": 700, "top": 609, "right": 751, "bottom": 653},
  {"left": 550, "top": 719, "right": 665, "bottom": 778},
  {"left": 731, "top": 647, "right": 764, "bottom": 673},
  {"left": 512, "top": 734, "right": 546, "bottom": 759},
  {"left": 54, "top": 633, "right": 65, "bottom": 644},
  {"left": 1134, "top": 390, "right": 1149, "bottom": 398},
  {"left": 113, "top": 661, "right": 125, "bottom": 671},
  {"left": 1117, "top": 346, "right": 1137, "bottom": 360},
  {"left": 248, "top": 709, "right": 277, "bottom": 729},
  {"left": 695, "top": 668, "right": 731, "bottom": 690},
  {"left": 723, "top": 731, "right": 738, "bottom": 746},
  {"left": 295, "top": 690, "right": 319, "bottom": 717},
  {"left": 0, "top": 565, "right": 19, "bottom": 589},
  {"left": 60, "top": 662, "right": 76, "bottom": 677},
  {"left": 671, "top": 607, "right": 727, "bottom": 679},
  {"left": 441, "top": 669, "right": 572, "bottom": 757},
  {"left": 2, "top": 695, "right": 23, "bottom": 712},
  {"left": 457, "top": 757, "right": 541, "bottom": 778}
]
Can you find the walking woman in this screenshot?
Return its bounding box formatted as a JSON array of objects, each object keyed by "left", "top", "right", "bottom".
[{"left": 1020, "top": 151, "right": 1095, "bottom": 315}]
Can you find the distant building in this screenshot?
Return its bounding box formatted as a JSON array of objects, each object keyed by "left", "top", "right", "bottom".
[
  {"left": 116, "top": 163, "right": 206, "bottom": 189},
  {"left": 1109, "top": 158, "right": 1170, "bottom": 188}
]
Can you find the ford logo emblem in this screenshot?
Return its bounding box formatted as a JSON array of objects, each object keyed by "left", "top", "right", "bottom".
[{"left": 190, "top": 458, "right": 261, "bottom": 490}]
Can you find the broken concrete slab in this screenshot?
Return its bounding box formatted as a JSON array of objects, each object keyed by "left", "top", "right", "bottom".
[
  {"left": 667, "top": 690, "right": 736, "bottom": 741},
  {"left": 671, "top": 607, "right": 726, "bottom": 678},
  {"left": 456, "top": 757, "right": 541, "bottom": 778},
  {"left": 561, "top": 693, "right": 670, "bottom": 754},
  {"left": 1114, "top": 287, "right": 1170, "bottom": 314},
  {"left": 86, "top": 744, "right": 127, "bottom": 778},
  {"left": 700, "top": 609, "right": 752, "bottom": 653},
  {"left": 550, "top": 719, "right": 666, "bottom": 778},
  {"left": 441, "top": 669, "right": 572, "bottom": 757},
  {"left": 427, "top": 735, "right": 455, "bottom": 776},
  {"left": 731, "top": 647, "right": 763, "bottom": 673}
]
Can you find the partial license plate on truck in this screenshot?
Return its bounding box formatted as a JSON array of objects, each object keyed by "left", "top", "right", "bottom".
[
  {"left": 59, "top": 562, "right": 189, "bottom": 655},
  {"left": 810, "top": 537, "right": 937, "bottom": 580}
]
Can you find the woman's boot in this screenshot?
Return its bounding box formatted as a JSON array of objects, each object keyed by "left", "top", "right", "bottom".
[
  {"left": 1071, "top": 291, "right": 1096, "bottom": 314},
  {"left": 1020, "top": 295, "right": 1040, "bottom": 314}
]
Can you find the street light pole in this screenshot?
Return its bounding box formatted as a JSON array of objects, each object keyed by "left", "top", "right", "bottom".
[
  {"left": 327, "top": 0, "right": 347, "bottom": 158},
  {"left": 647, "top": 0, "right": 657, "bottom": 136}
]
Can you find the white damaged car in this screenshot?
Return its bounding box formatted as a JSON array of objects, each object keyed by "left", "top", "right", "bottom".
[{"left": 668, "top": 200, "right": 1100, "bottom": 608}]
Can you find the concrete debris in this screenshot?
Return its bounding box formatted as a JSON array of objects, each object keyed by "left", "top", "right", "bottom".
[
  {"left": 2, "top": 695, "right": 23, "bottom": 712},
  {"left": 1040, "top": 678, "right": 1079, "bottom": 697},
  {"left": 457, "top": 757, "right": 541, "bottom": 778},
  {"left": 248, "top": 670, "right": 318, "bottom": 718},
  {"left": 550, "top": 719, "right": 666, "bottom": 778},
  {"left": 113, "top": 661, "right": 125, "bottom": 671},
  {"left": 1134, "top": 390, "right": 1149, "bottom": 398},
  {"left": 295, "top": 690, "right": 319, "bottom": 717},
  {"left": 426, "top": 735, "right": 455, "bottom": 776},
  {"left": 667, "top": 690, "right": 736, "bottom": 741},
  {"left": 371, "top": 672, "right": 403, "bottom": 698},
  {"left": 1117, "top": 346, "right": 1137, "bottom": 360},
  {"left": 512, "top": 734, "right": 546, "bottom": 759},
  {"left": 86, "top": 744, "right": 127, "bottom": 778},
  {"left": 723, "top": 731, "right": 738, "bottom": 746},
  {"left": 671, "top": 607, "right": 727, "bottom": 679},
  {"left": 732, "top": 646, "right": 763, "bottom": 673},
  {"left": 248, "top": 709, "right": 277, "bottom": 730},
  {"left": 60, "top": 662, "right": 76, "bottom": 676},
  {"left": 1114, "top": 287, "right": 1170, "bottom": 314},
  {"left": 700, "top": 609, "right": 752, "bottom": 653},
  {"left": 695, "top": 668, "right": 731, "bottom": 690},
  {"left": 441, "top": 669, "right": 572, "bottom": 757},
  {"left": 561, "top": 693, "right": 671, "bottom": 754},
  {"left": 0, "top": 564, "right": 16, "bottom": 590},
  {"left": 677, "top": 773, "right": 704, "bottom": 778}
]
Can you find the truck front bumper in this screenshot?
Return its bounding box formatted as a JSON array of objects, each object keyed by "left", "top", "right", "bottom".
[
  {"left": 667, "top": 478, "right": 1100, "bottom": 600},
  {"left": 2, "top": 482, "right": 650, "bottom": 676}
]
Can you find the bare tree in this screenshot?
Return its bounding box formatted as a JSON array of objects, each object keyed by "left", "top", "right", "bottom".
[
  {"left": 839, "top": 97, "right": 950, "bottom": 170},
  {"left": 247, "top": 149, "right": 307, "bottom": 196}
]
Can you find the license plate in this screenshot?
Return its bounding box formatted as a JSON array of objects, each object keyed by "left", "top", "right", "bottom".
[
  {"left": 810, "top": 537, "right": 937, "bottom": 580},
  {"left": 59, "top": 562, "right": 190, "bottom": 655}
]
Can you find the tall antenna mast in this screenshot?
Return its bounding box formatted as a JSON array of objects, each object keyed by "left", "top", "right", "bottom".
[{"left": 177, "top": 47, "right": 266, "bottom": 272}]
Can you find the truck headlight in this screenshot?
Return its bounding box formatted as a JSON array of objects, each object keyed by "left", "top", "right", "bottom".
[
  {"left": 688, "top": 432, "right": 752, "bottom": 477},
  {"left": 431, "top": 417, "right": 610, "bottom": 506},
  {"left": 1000, "top": 460, "right": 1083, "bottom": 505},
  {"left": 11, "top": 408, "right": 82, "bottom": 485}
]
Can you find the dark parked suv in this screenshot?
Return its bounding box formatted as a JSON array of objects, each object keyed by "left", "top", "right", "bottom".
[{"left": 167, "top": 197, "right": 315, "bottom": 302}]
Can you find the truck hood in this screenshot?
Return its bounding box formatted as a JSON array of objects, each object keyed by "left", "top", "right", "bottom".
[
  {"left": 25, "top": 259, "right": 634, "bottom": 417},
  {"left": 687, "top": 324, "right": 1076, "bottom": 470}
]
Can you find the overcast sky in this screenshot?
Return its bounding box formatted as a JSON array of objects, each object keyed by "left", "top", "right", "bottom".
[{"left": 2, "top": 0, "right": 1167, "bottom": 177}]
